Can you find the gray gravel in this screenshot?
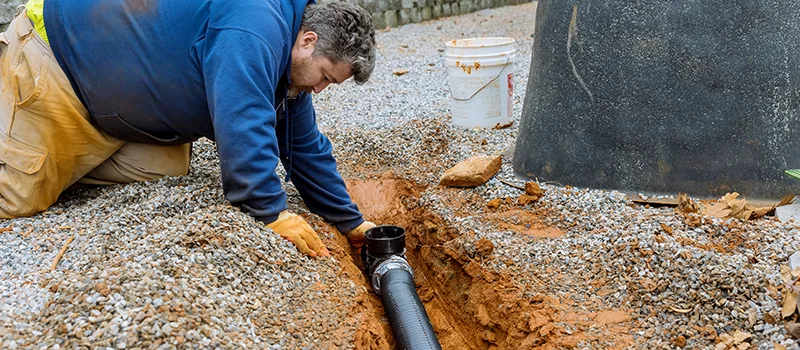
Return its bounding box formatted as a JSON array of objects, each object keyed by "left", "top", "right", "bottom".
[
  {"left": 3, "top": 2, "right": 795, "bottom": 349},
  {"left": 1, "top": 141, "right": 363, "bottom": 349}
]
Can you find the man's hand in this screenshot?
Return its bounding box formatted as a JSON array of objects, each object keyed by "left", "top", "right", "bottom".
[
  {"left": 345, "top": 221, "right": 376, "bottom": 248},
  {"left": 267, "top": 211, "right": 330, "bottom": 257}
]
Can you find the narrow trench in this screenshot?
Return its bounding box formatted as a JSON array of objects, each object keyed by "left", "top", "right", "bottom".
[{"left": 327, "top": 178, "right": 558, "bottom": 350}]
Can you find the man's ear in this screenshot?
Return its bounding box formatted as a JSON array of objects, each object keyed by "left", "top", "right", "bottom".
[{"left": 299, "top": 31, "right": 318, "bottom": 49}]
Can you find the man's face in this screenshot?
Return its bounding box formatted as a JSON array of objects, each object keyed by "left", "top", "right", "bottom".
[{"left": 289, "top": 31, "right": 352, "bottom": 98}]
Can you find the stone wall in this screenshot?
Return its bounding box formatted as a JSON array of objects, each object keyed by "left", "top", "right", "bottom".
[
  {"left": 1, "top": 0, "right": 533, "bottom": 32},
  {"left": 0, "top": 0, "right": 24, "bottom": 32},
  {"left": 319, "top": 0, "right": 533, "bottom": 28}
]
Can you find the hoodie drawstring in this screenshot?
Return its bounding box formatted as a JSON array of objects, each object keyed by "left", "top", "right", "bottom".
[{"left": 283, "top": 89, "right": 293, "bottom": 183}]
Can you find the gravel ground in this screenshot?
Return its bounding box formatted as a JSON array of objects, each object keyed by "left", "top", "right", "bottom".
[
  {"left": 3, "top": 2, "right": 797, "bottom": 349},
  {"left": 320, "top": 1, "right": 800, "bottom": 348}
]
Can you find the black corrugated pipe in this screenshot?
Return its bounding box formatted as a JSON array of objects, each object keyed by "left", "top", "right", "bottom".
[{"left": 362, "top": 226, "right": 442, "bottom": 350}]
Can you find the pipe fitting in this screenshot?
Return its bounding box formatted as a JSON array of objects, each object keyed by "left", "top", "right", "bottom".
[{"left": 371, "top": 255, "right": 414, "bottom": 295}]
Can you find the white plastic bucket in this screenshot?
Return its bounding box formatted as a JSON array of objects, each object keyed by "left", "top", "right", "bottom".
[{"left": 444, "top": 37, "right": 516, "bottom": 129}]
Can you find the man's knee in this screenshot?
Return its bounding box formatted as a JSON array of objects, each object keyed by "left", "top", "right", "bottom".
[
  {"left": 142, "top": 143, "right": 191, "bottom": 177},
  {"left": 0, "top": 155, "right": 61, "bottom": 219}
]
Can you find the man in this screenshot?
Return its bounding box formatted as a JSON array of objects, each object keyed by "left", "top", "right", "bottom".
[{"left": 0, "top": 0, "right": 377, "bottom": 257}]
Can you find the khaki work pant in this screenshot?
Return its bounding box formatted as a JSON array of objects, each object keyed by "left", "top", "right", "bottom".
[{"left": 0, "top": 9, "right": 190, "bottom": 218}]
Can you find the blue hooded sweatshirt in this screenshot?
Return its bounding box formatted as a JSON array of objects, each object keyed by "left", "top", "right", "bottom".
[{"left": 43, "top": 0, "right": 365, "bottom": 233}]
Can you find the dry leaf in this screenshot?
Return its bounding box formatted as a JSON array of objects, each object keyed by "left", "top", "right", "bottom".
[
  {"left": 702, "top": 201, "right": 731, "bottom": 218},
  {"left": 782, "top": 265, "right": 794, "bottom": 285},
  {"left": 719, "top": 333, "right": 734, "bottom": 345},
  {"left": 660, "top": 222, "right": 673, "bottom": 235},
  {"left": 764, "top": 313, "right": 778, "bottom": 324},
  {"left": 779, "top": 194, "right": 797, "bottom": 207},
  {"left": 793, "top": 267, "right": 800, "bottom": 279},
  {"left": 492, "top": 121, "right": 513, "bottom": 130},
  {"left": 783, "top": 290, "right": 798, "bottom": 318},
  {"left": 747, "top": 308, "right": 757, "bottom": 327},
  {"left": 677, "top": 193, "right": 699, "bottom": 213},
  {"left": 392, "top": 69, "right": 409, "bottom": 76},
  {"left": 752, "top": 206, "right": 775, "bottom": 219},
  {"left": 775, "top": 343, "right": 787, "bottom": 350},
  {"left": 732, "top": 331, "right": 751, "bottom": 343},
  {"left": 723, "top": 193, "right": 748, "bottom": 217},
  {"left": 787, "top": 322, "right": 800, "bottom": 339},
  {"left": 736, "top": 343, "right": 748, "bottom": 350},
  {"left": 674, "top": 335, "right": 686, "bottom": 347},
  {"left": 669, "top": 306, "right": 693, "bottom": 314}
]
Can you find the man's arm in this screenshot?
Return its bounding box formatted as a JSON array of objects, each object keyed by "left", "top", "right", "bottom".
[
  {"left": 277, "top": 93, "right": 365, "bottom": 234},
  {"left": 202, "top": 28, "right": 288, "bottom": 223},
  {"left": 201, "top": 28, "right": 328, "bottom": 257}
]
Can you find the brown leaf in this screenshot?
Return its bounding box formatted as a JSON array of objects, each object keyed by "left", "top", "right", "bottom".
[
  {"left": 392, "top": 69, "right": 409, "bottom": 76},
  {"left": 674, "top": 335, "right": 686, "bottom": 347},
  {"left": 779, "top": 194, "right": 797, "bottom": 207},
  {"left": 660, "top": 222, "right": 673, "bottom": 235},
  {"left": 764, "top": 313, "right": 778, "bottom": 324},
  {"left": 732, "top": 331, "right": 751, "bottom": 344},
  {"left": 752, "top": 206, "right": 776, "bottom": 219},
  {"left": 492, "top": 121, "right": 514, "bottom": 130},
  {"left": 787, "top": 322, "right": 800, "bottom": 339},
  {"left": 775, "top": 343, "right": 787, "bottom": 350},
  {"left": 783, "top": 290, "right": 798, "bottom": 318},
  {"left": 782, "top": 265, "right": 794, "bottom": 285},
  {"left": 702, "top": 201, "right": 731, "bottom": 218},
  {"left": 677, "top": 193, "right": 699, "bottom": 213}
]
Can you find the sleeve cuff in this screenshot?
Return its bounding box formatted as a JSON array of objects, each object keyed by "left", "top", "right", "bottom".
[
  {"left": 335, "top": 217, "right": 365, "bottom": 235},
  {"left": 256, "top": 213, "right": 281, "bottom": 226}
]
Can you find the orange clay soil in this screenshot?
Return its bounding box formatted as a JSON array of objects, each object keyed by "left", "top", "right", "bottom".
[{"left": 309, "top": 176, "right": 637, "bottom": 349}]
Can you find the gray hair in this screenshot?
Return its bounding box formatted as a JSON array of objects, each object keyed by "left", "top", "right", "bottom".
[{"left": 302, "top": 2, "right": 376, "bottom": 84}]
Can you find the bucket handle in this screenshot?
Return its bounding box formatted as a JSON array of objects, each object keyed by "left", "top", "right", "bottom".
[{"left": 448, "top": 56, "right": 511, "bottom": 101}]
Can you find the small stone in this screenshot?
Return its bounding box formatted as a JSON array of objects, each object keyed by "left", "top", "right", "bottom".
[
  {"left": 487, "top": 198, "right": 502, "bottom": 209},
  {"left": 439, "top": 155, "right": 502, "bottom": 187},
  {"left": 475, "top": 238, "right": 494, "bottom": 257},
  {"left": 518, "top": 194, "right": 541, "bottom": 206},
  {"left": 161, "top": 323, "right": 173, "bottom": 336},
  {"left": 524, "top": 182, "right": 544, "bottom": 197},
  {"left": 790, "top": 252, "right": 800, "bottom": 271},
  {"left": 777, "top": 203, "right": 800, "bottom": 223},
  {"left": 95, "top": 283, "right": 111, "bottom": 297}
]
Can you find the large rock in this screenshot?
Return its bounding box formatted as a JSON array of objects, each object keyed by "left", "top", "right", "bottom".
[
  {"left": 513, "top": 0, "right": 800, "bottom": 199},
  {"left": 440, "top": 155, "right": 502, "bottom": 187}
]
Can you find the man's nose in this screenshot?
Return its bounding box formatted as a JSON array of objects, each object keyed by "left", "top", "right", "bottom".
[{"left": 313, "top": 81, "right": 331, "bottom": 93}]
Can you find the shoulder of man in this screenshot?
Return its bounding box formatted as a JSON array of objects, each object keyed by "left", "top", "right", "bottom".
[{"left": 207, "top": 0, "right": 292, "bottom": 42}]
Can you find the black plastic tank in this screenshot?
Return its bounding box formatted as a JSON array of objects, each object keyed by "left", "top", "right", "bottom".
[{"left": 513, "top": 0, "right": 800, "bottom": 199}]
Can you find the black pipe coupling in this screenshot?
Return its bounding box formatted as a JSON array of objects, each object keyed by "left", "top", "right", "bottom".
[
  {"left": 361, "top": 225, "right": 413, "bottom": 295},
  {"left": 361, "top": 225, "right": 442, "bottom": 350}
]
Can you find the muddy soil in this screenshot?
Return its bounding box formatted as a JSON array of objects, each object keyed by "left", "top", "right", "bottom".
[{"left": 311, "top": 176, "right": 637, "bottom": 350}]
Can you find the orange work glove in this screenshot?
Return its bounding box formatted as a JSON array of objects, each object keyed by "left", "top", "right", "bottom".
[
  {"left": 267, "top": 211, "right": 330, "bottom": 257},
  {"left": 345, "top": 221, "right": 376, "bottom": 248}
]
